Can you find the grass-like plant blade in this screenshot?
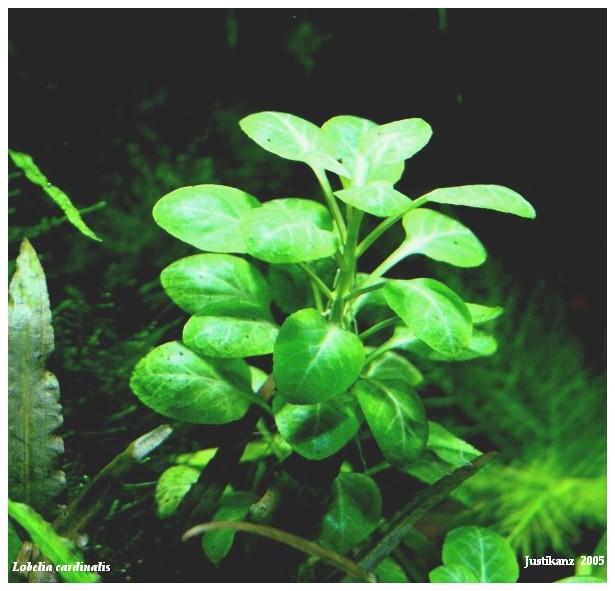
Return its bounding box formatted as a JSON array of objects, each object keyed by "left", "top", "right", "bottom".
[
  {"left": 8, "top": 238, "right": 65, "bottom": 512},
  {"left": 9, "top": 150, "right": 102, "bottom": 241}
]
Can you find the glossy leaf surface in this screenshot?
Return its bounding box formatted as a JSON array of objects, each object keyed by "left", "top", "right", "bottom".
[
  {"left": 156, "top": 465, "right": 201, "bottom": 519},
  {"left": 334, "top": 182, "right": 412, "bottom": 217}
]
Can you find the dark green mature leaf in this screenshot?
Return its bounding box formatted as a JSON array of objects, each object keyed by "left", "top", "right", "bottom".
[
  {"left": 321, "top": 115, "right": 404, "bottom": 185},
  {"left": 239, "top": 111, "right": 347, "bottom": 175},
  {"left": 161, "top": 254, "right": 271, "bottom": 317},
  {"left": 354, "top": 378, "right": 428, "bottom": 467},
  {"left": 367, "top": 351, "right": 423, "bottom": 386},
  {"left": 241, "top": 198, "right": 339, "bottom": 263},
  {"left": 400, "top": 208, "right": 487, "bottom": 268},
  {"left": 8, "top": 520, "right": 21, "bottom": 570},
  {"left": 130, "top": 341, "right": 252, "bottom": 424},
  {"left": 8, "top": 500, "right": 100, "bottom": 583},
  {"left": 429, "top": 526, "right": 519, "bottom": 583},
  {"left": 273, "top": 308, "right": 365, "bottom": 404},
  {"left": 384, "top": 278, "right": 472, "bottom": 357},
  {"left": 319, "top": 473, "right": 382, "bottom": 553},
  {"left": 267, "top": 263, "right": 312, "bottom": 314},
  {"left": 155, "top": 465, "right": 201, "bottom": 519},
  {"left": 8, "top": 239, "right": 65, "bottom": 511},
  {"left": 334, "top": 182, "right": 412, "bottom": 217},
  {"left": 183, "top": 315, "right": 278, "bottom": 358},
  {"left": 423, "top": 185, "right": 536, "bottom": 218},
  {"left": 202, "top": 492, "right": 258, "bottom": 563},
  {"left": 153, "top": 184, "right": 259, "bottom": 252},
  {"left": 9, "top": 150, "right": 102, "bottom": 241},
  {"left": 273, "top": 393, "right": 362, "bottom": 460},
  {"left": 359, "top": 118, "right": 432, "bottom": 166}
]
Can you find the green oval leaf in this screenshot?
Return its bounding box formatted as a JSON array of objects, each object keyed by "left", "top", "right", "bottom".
[
  {"left": 359, "top": 118, "right": 432, "bottom": 165},
  {"left": 430, "top": 525, "right": 519, "bottom": 583},
  {"left": 467, "top": 302, "right": 504, "bottom": 324},
  {"left": 367, "top": 351, "right": 423, "bottom": 386},
  {"left": 130, "top": 341, "right": 252, "bottom": 424},
  {"left": 400, "top": 208, "right": 487, "bottom": 268},
  {"left": 155, "top": 465, "right": 201, "bottom": 519},
  {"left": 556, "top": 576, "right": 606, "bottom": 583},
  {"left": 334, "top": 182, "right": 412, "bottom": 217},
  {"left": 375, "top": 558, "right": 409, "bottom": 583},
  {"left": 273, "top": 309, "right": 365, "bottom": 404},
  {"left": 384, "top": 278, "right": 472, "bottom": 356},
  {"left": 239, "top": 111, "right": 346, "bottom": 175},
  {"left": 241, "top": 198, "right": 339, "bottom": 263},
  {"left": 161, "top": 254, "right": 271, "bottom": 317},
  {"left": 202, "top": 491, "right": 258, "bottom": 564},
  {"left": 318, "top": 473, "right": 382, "bottom": 553},
  {"left": 427, "top": 422, "right": 481, "bottom": 466},
  {"left": 321, "top": 115, "right": 404, "bottom": 185},
  {"left": 423, "top": 185, "right": 536, "bottom": 218},
  {"left": 183, "top": 315, "right": 278, "bottom": 358},
  {"left": 273, "top": 393, "right": 362, "bottom": 460},
  {"left": 354, "top": 377, "right": 428, "bottom": 467},
  {"left": 153, "top": 184, "right": 259, "bottom": 252}
]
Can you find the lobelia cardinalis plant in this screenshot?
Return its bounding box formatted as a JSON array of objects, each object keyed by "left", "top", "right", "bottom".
[{"left": 129, "top": 111, "right": 536, "bottom": 580}]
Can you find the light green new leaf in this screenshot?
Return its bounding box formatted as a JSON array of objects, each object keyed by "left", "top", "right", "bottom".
[
  {"left": 556, "top": 576, "right": 606, "bottom": 583},
  {"left": 375, "top": 557, "right": 409, "bottom": 582},
  {"left": 130, "top": 341, "right": 252, "bottom": 424},
  {"left": 155, "top": 465, "right": 201, "bottom": 519},
  {"left": 9, "top": 149, "right": 102, "bottom": 241},
  {"left": 249, "top": 365, "right": 268, "bottom": 392},
  {"left": 202, "top": 492, "right": 258, "bottom": 563},
  {"left": 384, "top": 278, "right": 472, "bottom": 357},
  {"left": 354, "top": 377, "right": 428, "bottom": 467},
  {"left": 428, "top": 422, "right": 481, "bottom": 466},
  {"left": 273, "top": 393, "right": 362, "bottom": 460},
  {"left": 423, "top": 185, "right": 536, "bottom": 218},
  {"left": 8, "top": 499, "right": 100, "bottom": 583},
  {"left": 239, "top": 111, "right": 346, "bottom": 175},
  {"left": 8, "top": 520, "right": 21, "bottom": 570},
  {"left": 321, "top": 115, "right": 404, "bottom": 185},
  {"left": 334, "top": 182, "right": 413, "bottom": 217},
  {"left": 399, "top": 208, "right": 486, "bottom": 268},
  {"left": 153, "top": 184, "right": 259, "bottom": 252},
  {"left": 429, "top": 525, "right": 519, "bottom": 583},
  {"left": 183, "top": 315, "right": 278, "bottom": 358},
  {"left": 160, "top": 254, "right": 271, "bottom": 317},
  {"left": 319, "top": 473, "right": 382, "bottom": 554},
  {"left": 467, "top": 302, "right": 504, "bottom": 324},
  {"left": 367, "top": 351, "right": 423, "bottom": 387},
  {"left": 241, "top": 198, "right": 338, "bottom": 263},
  {"left": 274, "top": 308, "right": 365, "bottom": 404},
  {"left": 359, "top": 118, "right": 432, "bottom": 166},
  {"left": 429, "top": 563, "right": 479, "bottom": 583}
]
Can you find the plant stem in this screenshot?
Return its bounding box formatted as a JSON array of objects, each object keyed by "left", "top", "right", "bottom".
[
  {"left": 311, "top": 166, "right": 347, "bottom": 242},
  {"left": 344, "top": 281, "right": 386, "bottom": 302},
  {"left": 362, "top": 242, "right": 408, "bottom": 286},
  {"left": 359, "top": 317, "right": 399, "bottom": 341},
  {"left": 299, "top": 262, "right": 333, "bottom": 299}
]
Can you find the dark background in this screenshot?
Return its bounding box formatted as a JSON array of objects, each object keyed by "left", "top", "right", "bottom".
[
  {"left": 9, "top": 8, "right": 606, "bottom": 354},
  {"left": 8, "top": 8, "right": 606, "bottom": 583}
]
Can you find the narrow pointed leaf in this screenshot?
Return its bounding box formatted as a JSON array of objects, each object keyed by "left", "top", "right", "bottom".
[
  {"left": 183, "top": 315, "right": 278, "bottom": 358},
  {"left": 153, "top": 184, "right": 259, "bottom": 252},
  {"left": 160, "top": 254, "right": 271, "bottom": 317},
  {"left": 359, "top": 118, "right": 432, "bottom": 165},
  {"left": 274, "top": 394, "right": 362, "bottom": 460},
  {"left": 241, "top": 198, "right": 338, "bottom": 263},
  {"left": 130, "top": 341, "right": 252, "bottom": 424},
  {"left": 202, "top": 492, "right": 258, "bottom": 563},
  {"left": 334, "top": 182, "right": 412, "bottom": 217},
  {"left": 354, "top": 377, "right": 428, "bottom": 467},
  {"left": 9, "top": 239, "right": 65, "bottom": 511},
  {"left": 8, "top": 500, "right": 100, "bottom": 583},
  {"left": 319, "top": 473, "right": 382, "bottom": 554},
  {"left": 467, "top": 302, "right": 504, "bottom": 324},
  {"left": 400, "top": 208, "right": 487, "bottom": 268},
  {"left": 423, "top": 185, "right": 536, "bottom": 218},
  {"left": 239, "top": 111, "right": 347, "bottom": 175},
  {"left": 156, "top": 465, "right": 201, "bottom": 519},
  {"left": 273, "top": 308, "right": 365, "bottom": 404},
  {"left": 427, "top": 422, "right": 481, "bottom": 466},
  {"left": 384, "top": 278, "right": 472, "bottom": 356},
  {"left": 9, "top": 150, "right": 102, "bottom": 241}
]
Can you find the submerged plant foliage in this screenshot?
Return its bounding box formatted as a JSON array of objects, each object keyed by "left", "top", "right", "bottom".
[{"left": 128, "top": 110, "right": 537, "bottom": 580}]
